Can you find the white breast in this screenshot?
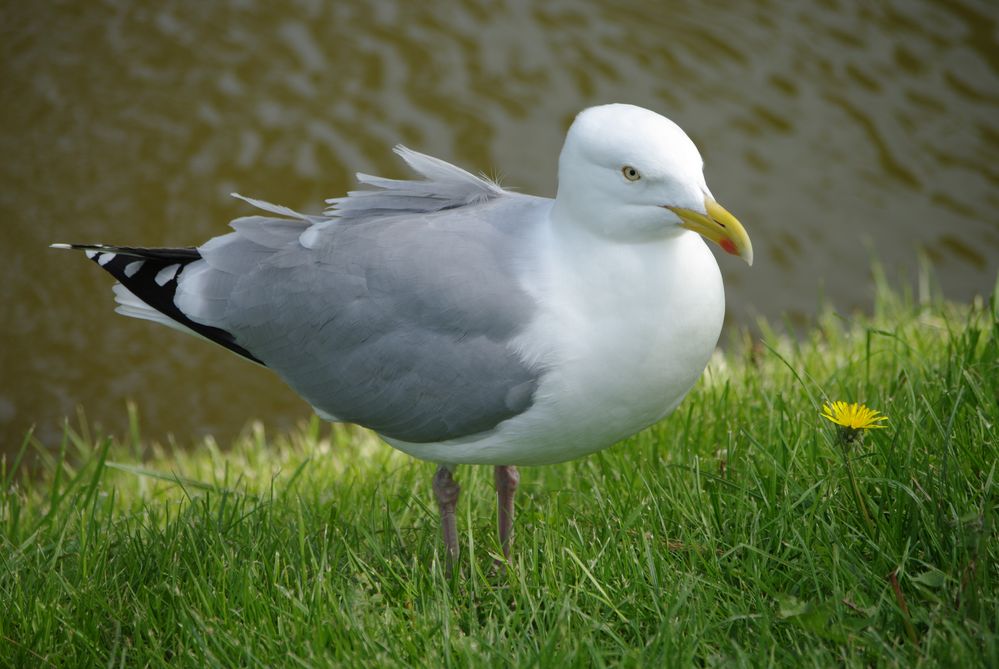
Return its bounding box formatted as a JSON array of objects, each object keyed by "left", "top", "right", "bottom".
[{"left": 388, "top": 225, "right": 725, "bottom": 466}]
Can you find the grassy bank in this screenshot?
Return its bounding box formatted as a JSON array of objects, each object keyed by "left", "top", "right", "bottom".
[{"left": 3, "top": 274, "right": 997, "bottom": 668}]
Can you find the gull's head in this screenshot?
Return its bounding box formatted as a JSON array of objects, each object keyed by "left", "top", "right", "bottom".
[{"left": 554, "top": 103, "right": 752, "bottom": 265}]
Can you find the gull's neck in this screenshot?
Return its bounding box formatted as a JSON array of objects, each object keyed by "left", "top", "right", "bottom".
[{"left": 539, "top": 201, "right": 709, "bottom": 321}]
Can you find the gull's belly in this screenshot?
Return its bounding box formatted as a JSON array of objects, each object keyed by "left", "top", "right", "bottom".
[{"left": 493, "top": 269, "right": 723, "bottom": 464}]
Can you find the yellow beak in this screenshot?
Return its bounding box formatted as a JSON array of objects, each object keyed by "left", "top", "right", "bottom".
[{"left": 666, "top": 197, "right": 753, "bottom": 266}]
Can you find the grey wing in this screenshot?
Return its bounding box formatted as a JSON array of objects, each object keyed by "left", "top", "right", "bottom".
[{"left": 174, "top": 149, "right": 547, "bottom": 443}]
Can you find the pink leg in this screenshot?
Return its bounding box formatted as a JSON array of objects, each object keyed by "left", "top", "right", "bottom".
[
  {"left": 494, "top": 465, "right": 520, "bottom": 567},
  {"left": 432, "top": 465, "right": 460, "bottom": 572}
]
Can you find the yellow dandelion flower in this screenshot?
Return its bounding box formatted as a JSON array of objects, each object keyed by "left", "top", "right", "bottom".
[
  {"left": 821, "top": 401, "right": 888, "bottom": 430},
  {"left": 822, "top": 401, "right": 886, "bottom": 539}
]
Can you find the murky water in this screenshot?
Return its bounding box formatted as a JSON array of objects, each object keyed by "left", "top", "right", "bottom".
[{"left": 2, "top": 0, "right": 997, "bottom": 453}]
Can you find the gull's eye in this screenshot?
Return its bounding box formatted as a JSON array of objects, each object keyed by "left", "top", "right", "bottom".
[{"left": 622, "top": 165, "right": 641, "bottom": 182}]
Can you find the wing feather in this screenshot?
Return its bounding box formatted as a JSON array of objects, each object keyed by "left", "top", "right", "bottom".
[{"left": 167, "top": 150, "right": 548, "bottom": 443}]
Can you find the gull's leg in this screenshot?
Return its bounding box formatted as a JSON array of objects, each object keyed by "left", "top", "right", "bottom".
[
  {"left": 432, "top": 465, "right": 460, "bottom": 573},
  {"left": 494, "top": 465, "right": 520, "bottom": 569}
]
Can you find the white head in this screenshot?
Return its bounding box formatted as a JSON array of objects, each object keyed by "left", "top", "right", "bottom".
[{"left": 554, "top": 104, "right": 752, "bottom": 264}]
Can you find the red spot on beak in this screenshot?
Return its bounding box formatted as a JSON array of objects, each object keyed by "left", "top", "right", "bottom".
[{"left": 720, "top": 237, "right": 738, "bottom": 256}]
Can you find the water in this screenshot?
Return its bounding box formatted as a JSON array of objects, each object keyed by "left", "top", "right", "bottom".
[{"left": 2, "top": 0, "right": 997, "bottom": 452}]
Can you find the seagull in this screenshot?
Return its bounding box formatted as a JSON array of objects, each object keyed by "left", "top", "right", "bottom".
[{"left": 53, "top": 104, "right": 752, "bottom": 571}]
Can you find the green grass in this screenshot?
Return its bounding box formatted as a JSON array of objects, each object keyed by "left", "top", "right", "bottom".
[{"left": 3, "top": 272, "right": 998, "bottom": 668}]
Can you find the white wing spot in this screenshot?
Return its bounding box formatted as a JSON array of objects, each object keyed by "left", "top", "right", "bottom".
[
  {"left": 85, "top": 250, "right": 98, "bottom": 260},
  {"left": 97, "top": 252, "right": 116, "bottom": 266},
  {"left": 300, "top": 226, "right": 320, "bottom": 249},
  {"left": 123, "top": 260, "right": 144, "bottom": 278},
  {"left": 154, "top": 263, "right": 181, "bottom": 286}
]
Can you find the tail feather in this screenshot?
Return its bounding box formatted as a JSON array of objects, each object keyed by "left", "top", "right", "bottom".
[{"left": 51, "top": 243, "right": 263, "bottom": 364}]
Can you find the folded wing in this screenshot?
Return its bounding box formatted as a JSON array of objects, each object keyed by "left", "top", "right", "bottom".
[{"left": 69, "top": 147, "right": 547, "bottom": 444}]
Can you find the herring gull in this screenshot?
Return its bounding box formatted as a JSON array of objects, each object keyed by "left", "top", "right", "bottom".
[{"left": 53, "top": 103, "right": 753, "bottom": 571}]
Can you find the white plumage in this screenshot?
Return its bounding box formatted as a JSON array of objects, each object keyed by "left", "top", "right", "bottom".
[{"left": 54, "top": 104, "right": 753, "bottom": 568}]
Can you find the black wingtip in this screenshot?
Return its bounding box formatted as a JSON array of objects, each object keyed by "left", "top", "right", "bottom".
[{"left": 59, "top": 242, "right": 264, "bottom": 365}]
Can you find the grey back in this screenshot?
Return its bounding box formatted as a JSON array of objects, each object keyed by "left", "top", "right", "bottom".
[{"left": 178, "top": 148, "right": 548, "bottom": 443}]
